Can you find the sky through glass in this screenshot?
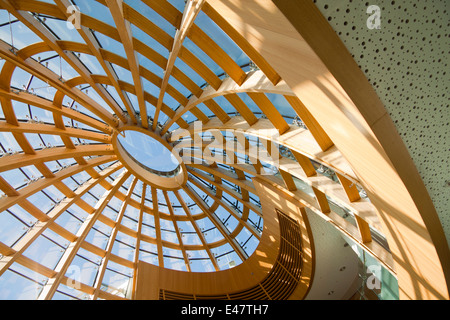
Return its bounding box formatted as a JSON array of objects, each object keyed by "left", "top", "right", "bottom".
[{"left": 118, "top": 130, "right": 180, "bottom": 172}]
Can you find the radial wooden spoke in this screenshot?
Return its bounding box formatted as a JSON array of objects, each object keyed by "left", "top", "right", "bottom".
[
  {"left": 188, "top": 168, "right": 261, "bottom": 216},
  {"left": 130, "top": 183, "right": 147, "bottom": 299},
  {"left": 0, "top": 121, "right": 111, "bottom": 143},
  {"left": 153, "top": 0, "right": 205, "bottom": 130},
  {"left": 150, "top": 186, "right": 164, "bottom": 267},
  {"left": 187, "top": 175, "right": 260, "bottom": 238},
  {"left": 163, "top": 190, "right": 191, "bottom": 272},
  {"left": 0, "top": 144, "right": 114, "bottom": 173},
  {"left": 106, "top": 0, "right": 147, "bottom": 128},
  {"left": 183, "top": 184, "right": 248, "bottom": 262}
]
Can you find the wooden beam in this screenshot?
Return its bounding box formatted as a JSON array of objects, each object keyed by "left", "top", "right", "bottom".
[
  {"left": 0, "top": 121, "right": 111, "bottom": 143},
  {"left": 336, "top": 172, "right": 361, "bottom": 203},
  {"left": 202, "top": 2, "right": 281, "bottom": 85},
  {"left": 312, "top": 187, "right": 331, "bottom": 214},
  {"left": 355, "top": 215, "right": 373, "bottom": 244},
  {"left": 151, "top": 186, "right": 164, "bottom": 268},
  {"left": 161, "top": 70, "right": 293, "bottom": 135},
  {"left": 0, "top": 0, "right": 127, "bottom": 123},
  {"left": 0, "top": 88, "right": 112, "bottom": 134},
  {"left": 163, "top": 190, "right": 191, "bottom": 272},
  {"left": 284, "top": 95, "right": 334, "bottom": 152},
  {"left": 188, "top": 168, "right": 262, "bottom": 216},
  {"left": 188, "top": 175, "right": 260, "bottom": 238},
  {"left": 131, "top": 183, "right": 147, "bottom": 299}
]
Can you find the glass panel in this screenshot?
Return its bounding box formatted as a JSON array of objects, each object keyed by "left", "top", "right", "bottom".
[{"left": 118, "top": 130, "right": 180, "bottom": 172}]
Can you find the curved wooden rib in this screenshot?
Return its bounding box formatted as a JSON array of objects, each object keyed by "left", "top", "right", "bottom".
[
  {"left": 0, "top": 89, "right": 112, "bottom": 134},
  {"left": 0, "top": 121, "right": 111, "bottom": 143},
  {"left": 37, "top": 170, "right": 131, "bottom": 300},
  {"left": 0, "top": 144, "right": 114, "bottom": 173},
  {"left": 152, "top": 0, "right": 205, "bottom": 130},
  {"left": 201, "top": 2, "right": 280, "bottom": 86},
  {"left": 105, "top": 0, "right": 147, "bottom": 128}
]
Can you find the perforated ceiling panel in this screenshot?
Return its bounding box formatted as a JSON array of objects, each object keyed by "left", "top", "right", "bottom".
[{"left": 313, "top": 0, "right": 450, "bottom": 244}]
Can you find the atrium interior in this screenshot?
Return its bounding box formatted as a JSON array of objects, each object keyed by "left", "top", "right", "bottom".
[{"left": 0, "top": 0, "right": 448, "bottom": 300}]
